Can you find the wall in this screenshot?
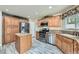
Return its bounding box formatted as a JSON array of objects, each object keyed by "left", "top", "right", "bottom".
[
  {"left": 0, "top": 11, "right": 2, "bottom": 50},
  {"left": 29, "top": 19, "right": 37, "bottom": 39}
]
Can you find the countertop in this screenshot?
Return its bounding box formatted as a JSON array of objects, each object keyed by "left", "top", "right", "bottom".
[
  {"left": 58, "top": 33, "right": 79, "bottom": 43},
  {"left": 15, "top": 33, "right": 31, "bottom": 37}
]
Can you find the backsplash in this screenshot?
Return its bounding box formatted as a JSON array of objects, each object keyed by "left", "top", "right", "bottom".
[{"left": 61, "top": 30, "right": 79, "bottom": 36}]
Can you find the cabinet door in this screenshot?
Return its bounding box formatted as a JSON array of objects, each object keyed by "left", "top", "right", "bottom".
[
  {"left": 20, "top": 36, "right": 28, "bottom": 53},
  {"left": 56, "top": 34, "right": 62, "bottom": 49},
  {"left": 56, "top": 35, "right": 59, "bottom": 47},
  {"left": 63, "top": 37, "right": 74, "bottom": 54},
  {"left": 62, "top": 39, "right": 67, "bottom": 53},
  {"left": 15, "top": 36, "right": 20, "bottom": 53},
  {"left": 4, "top": 16, "right": 12, "bottom": 33},
  {"left": 48, "top": 18, "right": 53, "bottom": 27},
  {"left": 4, "top": 16, "right": 12, "bottom": 44},
  {"left": 27, "top": 35, "right": 32, "bottom": 49},
  {"left": 73, "top": 40, "right": 78, "bottom": 54},
  {"left": 68, "top": 39, "right": 73, "bottom": 54},
  {"left": 4, "top": 16, "right": 12, "bottom": 26},
  {"left": 11, "top": 17, "right": 19, "bottom": 41},
  {"left": 4, "top": 33, "right": 11, "bottom": 44},
  {"left": 77, "top": 43, "right": 79, "bottom": 53},
  {"left": 48, "top": 16, "right": 61, "bottom": 27}
]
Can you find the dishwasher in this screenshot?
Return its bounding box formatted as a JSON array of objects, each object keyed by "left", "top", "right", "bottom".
[{"left": 48, "top": 33, "right": 55, "bottom": 45}]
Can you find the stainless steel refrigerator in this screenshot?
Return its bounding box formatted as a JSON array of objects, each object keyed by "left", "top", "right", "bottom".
[{"left": 19, "top": 22, "right": 29, "bottom": 33}]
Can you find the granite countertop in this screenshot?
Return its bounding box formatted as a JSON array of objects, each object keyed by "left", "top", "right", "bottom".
[
  {"left": 15, "top": 33, "right": 31, "bottom": 37},
  {"left": 59, "top": 33, "right": 79, "bottom": 43}
]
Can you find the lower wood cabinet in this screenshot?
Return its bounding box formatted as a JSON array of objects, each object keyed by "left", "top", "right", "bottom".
[
  {"left": 61, "top": 38, "right": 67, "bottom": 53},
  {"left": 77, "top": 42, "right": 79, "bottom": 53},
  {"left": 62, "top": 37, "right": 74, "bottom": 54},
  {"left": 56, "top": 34, "right": 74, "bottom": 54},
  {"left": 56, "top": 34, "right": 62, "bottom": 50},
  {"left": 73, "top": 40, "right": 78, "bottom": 54}
]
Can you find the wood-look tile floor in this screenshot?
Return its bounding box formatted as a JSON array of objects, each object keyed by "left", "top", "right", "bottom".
[{"left": 0, "top": 39, "right": 63, "bottom": 54}]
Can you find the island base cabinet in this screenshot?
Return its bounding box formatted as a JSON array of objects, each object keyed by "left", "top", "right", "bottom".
[{"left": 15, "top": 34, "right": 32, "bottom": 54}]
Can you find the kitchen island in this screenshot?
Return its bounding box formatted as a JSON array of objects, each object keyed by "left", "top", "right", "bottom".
[{"left": 15, "top": 33, "right": 32, "bottom": 54}]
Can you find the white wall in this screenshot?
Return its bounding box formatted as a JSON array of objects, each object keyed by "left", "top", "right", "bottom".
[
  {"left": 29, "top": 19, "right": 37, "bottom": 39},
  {"left": 0, "top": 11, "right": 2, "bottom": 50}
]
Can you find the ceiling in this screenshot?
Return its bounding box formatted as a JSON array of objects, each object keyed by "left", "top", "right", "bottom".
[{"left": 0, "top": 5, "right": 74, "bottom": 19}]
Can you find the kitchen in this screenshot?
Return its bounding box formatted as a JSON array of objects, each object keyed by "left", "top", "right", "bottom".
[{"left": 0, "top": 5, "right": 79, "bottom": 54}]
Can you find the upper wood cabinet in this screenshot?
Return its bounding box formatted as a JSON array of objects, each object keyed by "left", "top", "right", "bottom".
[
  {"left": 48, "top": 16, "right": 61, "bottom": 27},
  {"left": 15, "top": 34, "right": 32, "bottom": 53},
  {"left": 37, "top": 15, "right": 61, "bottom": 27}
]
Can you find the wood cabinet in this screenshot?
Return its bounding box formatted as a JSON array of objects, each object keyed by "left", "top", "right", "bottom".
[
  {"left": 56, "top": 34, "right": 62, "bottom": 50},
  {"left": 77, "top": 42, "right": 79, "bottom": 53},
  {"left": 73, "top": 40, "right": 78, "bottom": 54},
  {"left": 62, "top": 37, "right": 74, "bottom": 54},
  {"left": 48, "top": 16, "right": 61, "bottom": 27},
  {"left": 15, "top": 33, "right": 32, "bottom": 54},
  {"left": 36, "top": 32, "right": 39, "bottom": 40},
  {"left": 11, "top": 17, "right": 19, "bottom": 41},
  {"left": 3, "top": 16, "right": 19, "bottom": 44},
  {"left": 37, "top": 16, "right": 61, "bottom": 27},
  {"left": 56, "top": 34, "right": 74, "bottom": 54}
]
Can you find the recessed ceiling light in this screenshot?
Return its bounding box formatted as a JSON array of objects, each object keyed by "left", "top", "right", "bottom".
[
  {"left": 49, "top": 6, "right": 52, "bottom": 9},
  {"left": 6, "top": 8, "right": 9, "bottom": 11}
]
